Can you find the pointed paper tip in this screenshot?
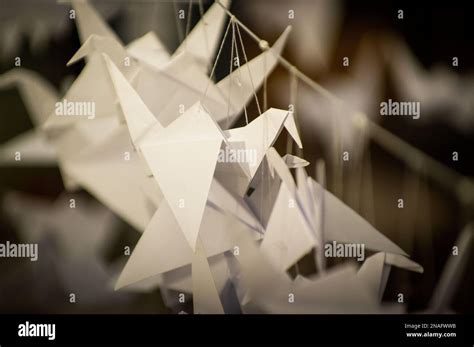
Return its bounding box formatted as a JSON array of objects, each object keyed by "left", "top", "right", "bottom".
[
  {"left": 67, "top": 34, "right": 98, "bottom": 66},
  {"left": 218, "top": 0, "right": 231, "bottom": 9},
  {"left": 279, "top": 25, "right": 292, "bottom": 41},
  {"left": 114, "top": 266, "right": 137, "bottom": 291},
  {"left": 268, "top": 26, "right": 291, "bottom": 56},
  {"left": 114, "top": 271, "right": 126, "bottom": 291},
  {"left": 67, "top": 52, "right": 82, "bottom": 66},
  {"left": 284, "top": 112, "right": 303, "bottom": 149}
]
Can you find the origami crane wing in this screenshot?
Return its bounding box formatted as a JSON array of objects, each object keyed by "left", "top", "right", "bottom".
[
  {"left": 61, "top": 125, "right": 155, "bottom": 231},
  {"left": 0, "top": 69, "right": 58, "bottom": 126},
  {"left": 139, "top": 102, "right": 224, "bottom": 251},
  {"left": 102, "top": 53, "right": 161, "bottom": 146},
  {"left": 309, "top": 178, "right": 408, "bottom": 256},
  {"left": 224, "top": 108, "right": 302, "bottom": 178},
  {"left": 72, "top": 0, "right": 122, "bottom": 45},
  {"left": 115, "top": 191, "right": 254, "bottom": 290},
  {"left": 0, "top": 69, "right": 58, "bottom": 165},
  {"left": 357, "top": 252, "right": 423, "bottom": 302},
  {"left": 0, "top": 129, "right": 57, "bottom": 166},
  {"left": 192, "top": 238, "right": 225, "bottom": 314}
]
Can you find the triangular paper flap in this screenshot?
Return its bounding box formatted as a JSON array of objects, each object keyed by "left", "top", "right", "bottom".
[
  {"left": 260, "top": 182, "right": 316, "bottom": 271},
  {"left": 115, "top": 197, "right": 247, "bottom": 290},
  {"left": 284, "top": 112, "right": 303, "bottom": 148},
  {"left": 139, "top": 104, "right": 224, "bottom": 251},
  {"left": 72, "top": 0, "right": 122, "bottom": 45},
  {"left": 162, "top": 253, "right": 230, "bottom": 294},
  {"left": 115, "top": 201, "right": 193, "bottom": 290},
  {"left": 283, "top": 154, "right": 309, "bottom": 168},
  {"left": 0, "top": 69, "right": 58, "bottom": 126},
  {"left": 143, "top": 102, "right": 223, "bottom": 142},
  {"left": 134, "top": 54, "right": 225, "bottom": 127},
  {"left": 103, "top": 53, "right": 161, "bottom": 145},
  {"left": 310, "top": 179, "right": 408, "bottom": 256},
  {"left": 141, "top": 138, "right": 222, "bottom": 251},
  {"left": 244, "top": 155, "right": 282, "bottom": 228},
  {"left": 49, "top": 117, "right": 119, "bottom": 172},
  {"left": 67, "top": 34, "right": 127, "bottom": 67},
  {"left": 192, "top": 239, "right": 225, "bottom": 314},
  {"left": 43, "top": 54, "right": 123, "bottom": 131},
  {"left": 226, "top": 215, "right": 293, "bottom": 302},
  {"left": 225, "top": 108, "right": 290, "bottom": 177},
  {"left": 123, "top": 253, "right": 230, "bottom": 295},
  {"left": 385, "top": 253, "right": 423, "bottom": 273},
  {"left": 63, "top": 126, "right": 153, "bottom": 232},
  {"left": 153, "top": 69, "right": 227, "bottom": 127},
  {"left": 358, "top": 252, "right": 422, "bottom": 302}
]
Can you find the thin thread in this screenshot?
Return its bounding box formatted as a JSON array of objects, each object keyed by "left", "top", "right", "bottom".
[
  {"left": 235, "top": 21, "right": 261, "bottom": 116},
  {"left": 213, "top": 0, "right": 474, "bottom": 205},
  {"left": 226, "top": 19, "right": 236, "bottom": 129},
  {"left": 286, "top": 68, "right": 298, "bottom": 155},
  {"left": 263, "top": 52, "right": 268, "bottom": 112},
  {"left": 231, "top": 21, "right": 248, "bottom": 125},
  {"left": 201, "top": 19, "right": 232, "bottom": 102}
]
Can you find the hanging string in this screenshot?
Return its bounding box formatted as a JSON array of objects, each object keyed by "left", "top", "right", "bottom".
[
  {"left": 235, "top": 21, "right": 261, "bottom": 116},
  {"left": 213, "top": 0, "right": 474, "bottom": 205},
  {"left": 262, "top": 47, "right": 268, "bottom": 112},
  {"left": 200, "top": 18, "right": 232, "bottom": 102},
  {"left": 226, "top": 18, "right": 236, "bottom": 129},
  {"left": 231, "top": 20, "right": 249, "bottom": 125}
]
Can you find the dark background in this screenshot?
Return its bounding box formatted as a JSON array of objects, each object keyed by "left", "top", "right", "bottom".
[{"left": 0, "top": 0, "right": 472, "bottom": 313}]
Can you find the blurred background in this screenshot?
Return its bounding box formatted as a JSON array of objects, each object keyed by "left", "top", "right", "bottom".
[{"left": 0, "top": 0, "right": 472, "bottom": 313}]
